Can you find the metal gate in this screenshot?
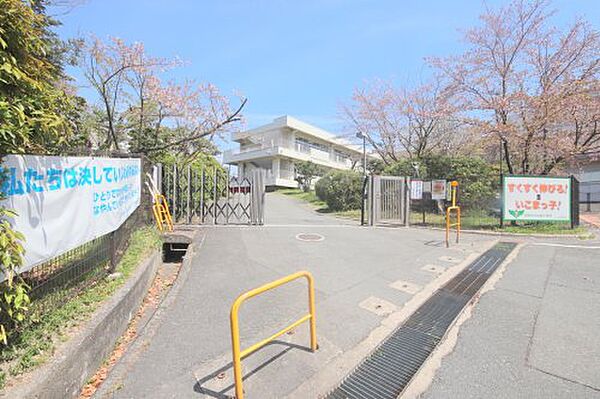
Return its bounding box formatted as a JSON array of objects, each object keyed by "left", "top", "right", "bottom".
[
  {"left": 367, "top": 175, "right": 410, "bottom": 226},
  {"left": 159, "top": 164, "right": 265, "bottom": 225}
]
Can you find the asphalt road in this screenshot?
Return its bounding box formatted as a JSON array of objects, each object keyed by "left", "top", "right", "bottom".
[{"left": 95, "top": 193, "right": 600, "bottom": 398}]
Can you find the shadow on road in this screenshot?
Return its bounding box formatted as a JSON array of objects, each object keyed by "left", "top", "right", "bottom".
[{"left": 193, "top": 340, "right": 312, "bottom": 398}]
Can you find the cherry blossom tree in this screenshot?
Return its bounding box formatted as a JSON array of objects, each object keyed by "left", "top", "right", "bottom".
[
  {"left": 342, "top": 78, "right": 461, "bottom": 164},
  {"left": 429, "top": 0, "right": 599, "bottom": 174},
  {"left": 80, "top": 36, "right": 245, "bottom": 156}
]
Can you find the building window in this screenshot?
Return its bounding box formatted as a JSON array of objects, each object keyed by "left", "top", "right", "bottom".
[
  {"left": 295, "top": 138, "right": 311, "bottom": 153},
  {"left": 334, "top": 150, "right": 349, "bottom": 163},
  {"left": 295, "top": 137, "right": 329, "bottom": 153}
]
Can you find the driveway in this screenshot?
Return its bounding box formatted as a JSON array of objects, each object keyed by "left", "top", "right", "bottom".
[
  {"left": 96, "top": 193, "right": 494, "bottom": 398},
  {"left": 95, "top": 193, "right": 600, "bottom": 398}
]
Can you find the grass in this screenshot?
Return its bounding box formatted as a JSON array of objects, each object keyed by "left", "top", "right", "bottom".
[
  {"left": 277, "top": 188, "right": 362, "bottom": 220},
  {"left": 0, "top": 227, "right": 161, "bottom": 389},
  {"left": 279, "top": 190, "right": 590, "bottom": 236},
  {"left": 410, "top": 210, "right": 590, "bottom": 236},
  {"left": 277, "top": 188, "right": 327, "bottom": 208}
]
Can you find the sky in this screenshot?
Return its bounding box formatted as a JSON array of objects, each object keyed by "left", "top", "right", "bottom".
[{"left": 53, "top": 0, "right": 599, "bottom": 147}]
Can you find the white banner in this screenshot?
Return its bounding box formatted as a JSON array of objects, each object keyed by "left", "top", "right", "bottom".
[
  {"left": 1, "top": 155, "right": 141, "bottom": 271},
  {"left": 503, "top": 175, "right": 571, "bottom": 222}
]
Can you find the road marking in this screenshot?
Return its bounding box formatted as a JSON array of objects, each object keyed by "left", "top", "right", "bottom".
[{"left": 531, "top": 242, "right": 600, "bottom": 249}]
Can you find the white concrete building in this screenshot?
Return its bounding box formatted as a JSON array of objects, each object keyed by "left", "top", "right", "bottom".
[{"left": 223, "top": 116, "right": 364, "bottom": 188}]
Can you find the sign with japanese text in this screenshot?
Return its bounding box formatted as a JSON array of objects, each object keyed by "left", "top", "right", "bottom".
[
  {"left": 411, "top": 180, "right": 423, "bottom": 200},
  {"left": 502, "top": 175, "right": 571, "bottom": 222},
  {"left": 431, "top": 179, "right": 447, "bottom": 200},
  {"left": 1, "top": 155, "right": 141, "bottom": 271}
]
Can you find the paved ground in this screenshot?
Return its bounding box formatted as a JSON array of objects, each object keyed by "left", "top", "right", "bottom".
[
  {"left": 580, "top": 212, "right": 600, "bottom": 228},
  {"left": 95, "top": 193, "right": 600, "bottom": 398},
  {"left": 421, "top": 242, "right": 600, "bottom": 398}
]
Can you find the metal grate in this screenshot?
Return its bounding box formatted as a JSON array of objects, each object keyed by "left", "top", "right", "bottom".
[{"left": 325, "top": 242, "right": 517, "bottom": 399}]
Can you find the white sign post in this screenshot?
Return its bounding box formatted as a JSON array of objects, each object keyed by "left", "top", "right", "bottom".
[
  {"left": 431, "top": 179, "right": 447, "bottom": 200},
  {"left": 502, "top": 175, "right": 571, "bottom": 222},
  {"left": 1, "top": 155, "right": 142, "bottom": 272},
  {"left": 411, "top": 180, "right": 423, "bottom": 200}
]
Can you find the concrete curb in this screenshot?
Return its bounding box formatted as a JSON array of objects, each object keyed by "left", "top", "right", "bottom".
[
  {"left": 409, "top": 224, "right": 590, "bottom": 239},
  {"left": 93, "top": 228, "right": 205, "bottom": 398},
  {"left": 2, "top": 250, "right": 162, "bottom": 399},
  {"left": 288, "top": 239, "right": 500, "bottom": 398}
]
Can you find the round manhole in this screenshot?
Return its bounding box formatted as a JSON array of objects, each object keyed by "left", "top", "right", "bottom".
[{"left": 296, "top": 233, "right": 325, "bottom": 242}]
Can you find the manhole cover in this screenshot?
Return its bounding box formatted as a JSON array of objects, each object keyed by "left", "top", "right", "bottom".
[{"left": 296, "top": 233, "right": 324, "bottom": 242}]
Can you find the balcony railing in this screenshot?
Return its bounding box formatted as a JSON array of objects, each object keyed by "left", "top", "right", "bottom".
[{"left": 223, "top": 143, "right": 353, "bottom": 168}]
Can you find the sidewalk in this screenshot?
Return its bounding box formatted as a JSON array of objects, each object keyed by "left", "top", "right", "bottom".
[
  {"left": 420, "top": 243, "right": 600, "bottom": 398},
  {"left": 580, "top": 212, "right": 600, "bottom": 228}
]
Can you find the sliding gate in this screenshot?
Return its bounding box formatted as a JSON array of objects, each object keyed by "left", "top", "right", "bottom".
[
  {"left": 367, "top": 175, "right": 410, "bottom": 226},
  {"left": 160, "top": 164, "right": 265, "bottom": 225}
]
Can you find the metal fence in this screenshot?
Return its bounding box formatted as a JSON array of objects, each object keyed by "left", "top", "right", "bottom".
[
  {"left": 21, "top": 205, "right": 147, "bottom": 306},
  {"left": 6, "top": 155, "right": 152, "bottom": 320},
  {"left": 408, "top": 181, "right": 502, "bottom": 229},
  {"left": 161, "top": 163, "right": 265, "bottom": 225},
  {"left": 407, "top": 176, "right": 581, "bottom": 229},
  {"left": 580, "top": 180, "right": 600, "bottom": 212}
]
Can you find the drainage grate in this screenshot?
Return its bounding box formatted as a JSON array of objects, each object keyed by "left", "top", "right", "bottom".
[{"left": 325, "top": 242, "right": 517, "bottom": 399}]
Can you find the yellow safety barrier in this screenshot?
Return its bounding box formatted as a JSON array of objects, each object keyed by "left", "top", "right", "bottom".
[
  {"left": 152, "top": 194, "right": 174, "bottom": 232},
  {"left": 446, "top": 181, "right": 460, "bottom": 247},
  {"left": 230, "top": 271, "right": 317, "bottom": 399}
]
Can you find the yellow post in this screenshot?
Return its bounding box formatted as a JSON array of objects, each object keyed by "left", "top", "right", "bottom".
[
  {"left": 446, "top": 181, "right": 460, "bottom": 247},
  {"left": 230, "top": 271, "right": 317, "bottom": 399}
]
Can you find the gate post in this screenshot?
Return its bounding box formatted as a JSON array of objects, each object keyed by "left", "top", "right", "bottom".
[
  {"left": 172, "top": 163, "right": 177, "bottom": 222},
  {"left": 368, "top": 175, "right": 375, "bottom": 226},
  {"left": 405, "top": 177, "right": 411, "bottom": 227},
  {"left": 200, "top": 169, "right": 205, "bottom": 223},
  {"left": 186, "top": 164, "right": 192, "bottom": 224},
  {"left": 213, "top": 167, "right": 218, "bottom": 225}
]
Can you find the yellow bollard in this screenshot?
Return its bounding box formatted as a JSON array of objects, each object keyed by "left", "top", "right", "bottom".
[
  {"left": 230, "top": 271, "right": 317, "bottom": 399},
  {"left": 446, "top": 181, "right": 461, "bottom": 247}
]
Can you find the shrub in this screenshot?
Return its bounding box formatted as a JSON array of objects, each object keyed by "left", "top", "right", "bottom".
[
  {"left": 294, "top": 161, "right": 324, "bottom": 192},
  {"left": 383, "top": 155, "right": 498, "bottom": 210},
  {"left": 315, "top": 170, "right": 364, "bottom": 211}
]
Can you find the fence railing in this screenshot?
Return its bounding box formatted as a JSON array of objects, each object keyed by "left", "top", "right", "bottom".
[
  {"left": 1, "top": 155, "right": 152, "bottom": 334},
  {"left": 21, "top": 205, "right": 146, "bottom": 305}
]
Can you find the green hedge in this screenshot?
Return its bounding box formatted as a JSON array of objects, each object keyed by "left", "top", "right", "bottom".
[
  {"left": 315, "top": 170, "right": 364, "bottom": 211},
  {"left": 384, "top": 156, "right": 498, "bottom": 210}
]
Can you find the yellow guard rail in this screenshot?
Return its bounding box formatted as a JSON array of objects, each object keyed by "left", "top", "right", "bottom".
[
  {"left": 446, "top": 180, "right": 461, "bottom": 247},
  {"left": 230, "top": 271, "right": 317, "bottom": 399}
]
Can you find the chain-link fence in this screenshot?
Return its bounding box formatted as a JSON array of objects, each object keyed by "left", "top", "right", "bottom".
[{"left": 408, "top": 179, "right": 502, "bottom": 229}]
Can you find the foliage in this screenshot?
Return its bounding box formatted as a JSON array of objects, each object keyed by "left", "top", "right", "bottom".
[
  {"left": 278, "top": 188, "right": 327, "bottom": 209},
  {"left": 78, "top": 36, "right": 246, "bottom": 158},
  {"left": 384, "top": 155, "right": 498, "bottom": 210},
  {"left": 315, "top": 170, "right": 364, "bottom": 211},
  {"left": 294, "top": 161, "right": 324, "bottom": 192},
  {"left": 0, "top": 227, "right": 160, "bottom": 388},
  {"left": 0, "top": 0, "right": 76, "bottom": 154},
  {"left": 0, "top": 211, "right": 29, "bottom": 345},
  {"left": 429, "top": 0, "right": 600, "bottom": 174},
  {"left": 342, "top": 77, "right": 466, "bottom": 164},
  {"left": 0, "top": 0, "right": 80, "bottom": 346}
]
